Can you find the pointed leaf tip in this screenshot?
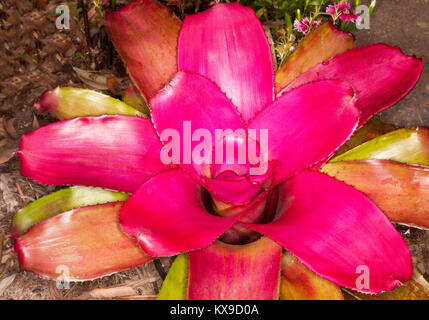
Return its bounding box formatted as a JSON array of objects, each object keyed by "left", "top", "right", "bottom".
[
  {"left": 122, "top": 85, "right": 150, "bottom": 116},
  {"left": 157, "top": 254, "right": 188, "bottom": 300},
  {"left": 331, "top": 127, "right": 429, "bottom": 166}
]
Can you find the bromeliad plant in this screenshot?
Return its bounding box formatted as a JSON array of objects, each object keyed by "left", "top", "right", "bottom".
[{"left": 11, "top": 0, "right": 427, "bottom": 299}]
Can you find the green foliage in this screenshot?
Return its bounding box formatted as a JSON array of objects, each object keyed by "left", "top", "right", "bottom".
[
  {"left": 157, "top": 254, "right": 188, "bottom": 300},
  {"left": 240, "top": 0, "right": 325, "bottom": 23}
]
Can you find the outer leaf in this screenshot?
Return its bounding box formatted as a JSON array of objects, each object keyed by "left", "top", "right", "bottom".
[
  {"left": 280, "top": 252, "right": 344, "bottom": 300},
  {"left": 11, "top": 186, "right": 129, "bottom": 237},
  {"left": 275, "top": 22, "right": 354, "bottom": 93},
  {"left": 346, "top": 269, "right": 429, "bottom": 300},
  {"left": 14, "top": 202, "right": 153, "bottom": 281},
  {"left": 178, "top": 2, "right": 274, "bottom": 122},
  {"left": 246, "top": 170, "right": 412, "bottom": 294},
  {"left": 157, "top": 254, "right": 188, "bottom": 300},
  {"left": 18, "top": 115, "right": 170, "bottom": 193},
  {"left": 333, "top": 118, "right": 397, "bottom": 157},
  {"left": 331, "top": 127, "right": 429, "bottom": 165},
  {"left": 35, "top": 87, "right": 144, "bottom": 120},
  {"left": 187, "top": 237, "right": 282, "bottom": 300},
  {"left": 281, "top": 44, "right": 423, "bottom": 125},
  {"left": 105, "top": 0, "right": 181, "bottom": 99},
  {"left": 322, "top": 160, "right": 429, "bottom": 229}
]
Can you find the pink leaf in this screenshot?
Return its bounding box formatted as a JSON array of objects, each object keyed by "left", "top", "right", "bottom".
[
  {"left": 178, "top": 2, "right": 274, "bottom": 122},
  {"left": 281, "top": 44, "right": 423, "bottom": 125},
  {"left": 248, "top": 80, "right": 359, "bottom": 187},
  {"left": 120, "top": 169, "right": 241, "bottom": 257},
  {"left": 19, "top": 115, "right": 170, "bottom": 193},
  {"left": 246, "top": 170, "right": 412, "bottom": 294},
  {"left": 150, "top": 71, "right": 261, "bottom": 205}
]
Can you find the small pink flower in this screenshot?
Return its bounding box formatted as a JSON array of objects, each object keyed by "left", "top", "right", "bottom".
[
  {"left": 294, "top": 18, "right": 320, "bottom": 34},
  {"left": 326, "top": 2, "right": 360, "bottom": 22},
  {"left": 312, "top": 20, "right": 321, "bottom": 29},
  {"left": 326, "top": 4, "right": 336, "bottom": 15}
]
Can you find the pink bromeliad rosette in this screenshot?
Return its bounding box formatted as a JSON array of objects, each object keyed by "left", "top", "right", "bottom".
[{"left": 13, "top": 1, "right": 426, "bottom": 300}]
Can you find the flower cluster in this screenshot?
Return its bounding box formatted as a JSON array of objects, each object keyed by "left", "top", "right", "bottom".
[
  {"left": 293, "top": 17, "right": 320, "bottom": 35},
  {"left": 294, "top": 2, "right": 359, "bottom": 35},
  {"left": 326, "top": 2, "right": 360, "bottom": 22}
]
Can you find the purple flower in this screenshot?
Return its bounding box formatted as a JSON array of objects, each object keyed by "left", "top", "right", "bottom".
[
  {"left": 326, "top": 4, "right": 337, "bottom": 15},
  {"left": 294, "top": 18, "right": 320, "bottom": 34},
  {"left": 326, "top": 2, "right": 360, "bottom": 22}
]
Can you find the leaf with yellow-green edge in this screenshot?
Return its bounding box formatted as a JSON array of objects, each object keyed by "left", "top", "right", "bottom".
[
  {"left": 14, "top": 202, "right": 153, "bottom": 281},
  {"left": 35, "top": 87, "right": 145, "bottom": 120},
  {"left": 323, "top": 127, "right": 429, "bottom": 229},
  {"left": 333, "top": 118, "right": 397, "bottom": 157},
  {"left": 11, "top": 186, "right": 129, "bottom": 237},
  {"left": 122, "top": 85, "right": 150, "bottom": 116},
  {"left": 275, "top": 22, "right": 354, "bottom": 93},
  {"left": 330, "top": 127, "right": 429, "bottom": 165},
  {"left": 280, "top": 251, "right": 344, "bottom": 300},
  {"left": 345, "top": 269, "right": 429, "bottom": 300},
  {"left": 157, "top": 254, "right": 188, "bottom": 300}
]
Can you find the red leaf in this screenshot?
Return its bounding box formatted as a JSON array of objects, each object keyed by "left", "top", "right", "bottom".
[
  {"left": 105, "top": 0, "right": 181, "bottom": 100},
  {"left": 15, "top": 202, "right": 153, "bottom": 281}
]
